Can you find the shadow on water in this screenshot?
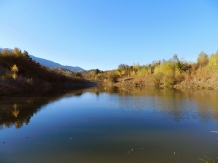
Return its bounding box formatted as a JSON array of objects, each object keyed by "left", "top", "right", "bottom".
[{"left": 0, "top": 89, "right": 86, "bottom": 129}]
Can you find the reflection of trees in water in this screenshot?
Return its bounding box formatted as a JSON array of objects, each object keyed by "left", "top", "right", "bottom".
[
  {"left": 0, "top": 89, "right": 87, "bottom": 129},
  {"left": 74, "top": 90, "right": 83, "bottom": 96},
  {"left": 11, "top": 104, "right": 19, "bottom": 118},
  {"left": 187, "top": 91, "right": 218, "bottom": 124},
  {"left": 2, "top": 87, "right": 217, "bottom": 129},
  {"left": 118, "top": 95, "right": 147, "bottom": 111},
  {"left": 152, "top": 90, "right": 190, "bottom": 122},
  {"left": 115, "top": 89, "right": 188, "bottom": 122},
  {"left": 0, "top": 100, "right": 33, "bottom": 129},
  {"left": 87, "top": 87, "right": 218, "bottom": 123}
]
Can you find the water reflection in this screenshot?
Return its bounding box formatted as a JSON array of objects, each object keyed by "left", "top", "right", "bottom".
[
  {"left": 0, "top": 90, "right": 87, "bottom": 129},
  {"left": 1, "top": 87, "right": 218, "bottom": 163},
  {"left": 86, "top": 87, "right": 218, "bottom": 124},
  {"left": 1, "top": 87, "right": 218, "bottom": 129},
  {"left": 11, "top": 104, "right": 19, "bottom": 118}
]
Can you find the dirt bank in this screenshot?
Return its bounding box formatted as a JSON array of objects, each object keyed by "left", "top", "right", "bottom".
[{"left": 100, "top": 75, "right": 218, "bottom": 90}]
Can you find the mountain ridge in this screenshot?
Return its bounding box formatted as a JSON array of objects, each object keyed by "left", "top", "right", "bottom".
[
  {"left": 0, "top": 48, "right": 84, "bottom": 72},
  {"left": 29, "top": 55, "right": 84, "bottom": 72}
]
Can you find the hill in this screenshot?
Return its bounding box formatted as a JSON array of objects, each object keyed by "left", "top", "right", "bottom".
[
  {"left": 0, "top": 48, "right": 84, "bottom": 72},
  {"left": 0, "top": 48, "right": 94, "bottom": 95},
  {"left": 29, "top": 55, "right": 84, "bottom": 72}
]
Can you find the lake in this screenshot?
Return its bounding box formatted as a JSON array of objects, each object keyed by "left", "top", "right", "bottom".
[{"left": 0, "top": 88, "right": 218, "bottom": 163}]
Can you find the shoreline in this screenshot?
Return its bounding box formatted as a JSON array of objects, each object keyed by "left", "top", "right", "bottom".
[
  {"left": 0, "top": 80, "right": 97, "bottom": 96},
  {"left": 98, "top": 76, "right": 218, "bottom": 91},
  {"left": 1, "top": 75, "right": 218, "bottom": 96}
]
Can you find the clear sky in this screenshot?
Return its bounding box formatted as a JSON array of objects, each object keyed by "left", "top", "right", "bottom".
[{"left": 0, "top": 0, "right": 218, "bottom": 70}]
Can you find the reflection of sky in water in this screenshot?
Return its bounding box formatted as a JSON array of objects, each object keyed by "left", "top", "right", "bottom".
[{"left": 0, "top": 89, "right": 218, "bottom": 163}]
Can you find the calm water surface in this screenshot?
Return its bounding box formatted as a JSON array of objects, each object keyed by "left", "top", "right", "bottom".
[{"left": 0, "top": 88, "right": 218, "bottom": 163}]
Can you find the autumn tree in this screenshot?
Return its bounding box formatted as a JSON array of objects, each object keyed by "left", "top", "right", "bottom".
[
  {"left": 197, "top": 51, "right": 208, "bottom": 67},
  {"left": 118, "top": 64, "right": 129, "bottom": 76},
  {"left": 11, "top": 64, "right": 18, "bottom": 79},
  {"left": 116, "top": 69, "right": 125, "bottom": 77},
  {"left": 209, "top": 51, "right": 218, "bottom": 69},
  {"left": 13, "top": 47, "right": 22, "bottom": 57},
  {"left": 134, "top": 63, "right": 140, "bottom": 75},
  {"left": 75, "top": 72, "right": 83, "bottom": 78},
  {"left": 23, "top": 50, "right": 31, "bottom": 59}
]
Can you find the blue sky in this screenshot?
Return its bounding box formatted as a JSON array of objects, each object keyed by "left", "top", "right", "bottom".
[{"left": 0, "top": 0, "right": 218, "bottom": 70}]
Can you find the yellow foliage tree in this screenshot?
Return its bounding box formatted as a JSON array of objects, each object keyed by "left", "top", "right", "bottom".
[
  {"left": 116, "top": 69, "right": 125, "bottom": 77},
  {"left": 154, "top": 60, "right": 181, "bottom": 88},
  {"left": 13, "top": 47, "right": 22, "bottom": 56},
  {"left": 197, "top": 51, "right": 208, "bottom": 66},
  {"left": 209, "top": 51, "right": 218, "bottom": 69},
  {"left": 11, "top": 64, "right": 18, "bottom": 79},
  {"left": 135, "top": 63, "right": 140, "bottom": 71},
  {"left": 116, "top": 70, "right": 122, "bottom": 77}
]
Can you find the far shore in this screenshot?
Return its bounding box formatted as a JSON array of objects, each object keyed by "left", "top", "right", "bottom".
[
  {"left": 2, "top": 75, "right": 218, "bottom": 96},
  {"left": 96, "top": 75, "right": 218, "bottom": 91}
]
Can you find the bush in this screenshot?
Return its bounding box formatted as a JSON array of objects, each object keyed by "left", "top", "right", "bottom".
[
  {"left": 174, "top": 73, "right": 184, "bottom": 84},
  {"left": 209, "top": 51, "right": 218, "bottom": 70},
  {"left": 107, "top": 71, "right": 118, "bottom": 83},
  {"left": 154, "top": 58, "right": 183, "bottom": 88},
  {"left": 75, "top": 72, "right": 83, "bottom": 78},
  {"left": 197, "top": 51, "right": 209, "bottom": 67},
  {"left": 152, "top": 72, "right": 163, "bottom": 88},
  {"left": 163, "top": 72, "right": 176, "bottom": 88},
  {"left": 137, "top": 66, "right": 150, "bottom": 76},
  {"left": 1, "top": 70, "right": 13, "bottom": 80}
]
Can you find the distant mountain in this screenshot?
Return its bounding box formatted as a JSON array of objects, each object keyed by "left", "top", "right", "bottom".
[
  {"left": 0, "top": 48, "right": 84, "bottom": 72},
  {"left": 0, "top": 48, "right": 12, "bottom": 52},
  {"left": 29, "top": 55, "right": 84, "bottom": 72}
]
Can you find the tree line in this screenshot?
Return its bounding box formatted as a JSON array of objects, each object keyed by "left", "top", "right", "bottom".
[{"left": 85, "top": 50, "right": 218, "bottom": 88}]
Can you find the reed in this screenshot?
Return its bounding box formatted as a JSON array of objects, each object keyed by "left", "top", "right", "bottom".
[{"left": 199, "top": 156, "right": 217, "bottom": 163}]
